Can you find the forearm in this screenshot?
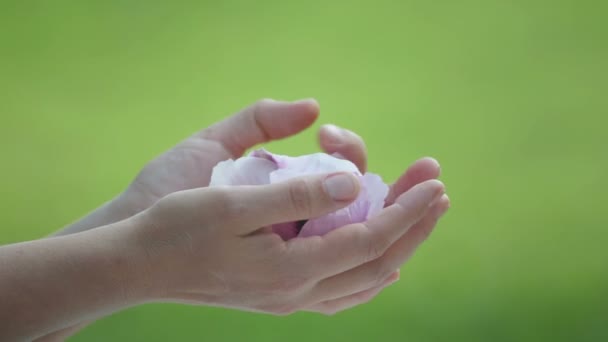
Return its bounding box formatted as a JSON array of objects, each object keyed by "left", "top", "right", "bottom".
[
  {"left": 0, "top": 221, "right": 148, "bottom": 341},
  {"left": 35, "top": 191, "right": 146, "bottom": 341}
]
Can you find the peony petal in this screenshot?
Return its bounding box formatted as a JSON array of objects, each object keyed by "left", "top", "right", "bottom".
[
  {"left": 249, "top": 148, "right": 278, "bottom": 163},
  {"left": 269, "top": 153, "right": 361, "bottom": 183},
  {"left": 249, "top": 148, "right": 289, "bottom": 168},
  {"left": 271, "top": 222, "right": 300, "bottom": 241},
  {"left": 211, "top": 149, "right": 390, "bottom": 240},
  {"left": 361, "top": 173, "right": 390, "bottom": 219},
  {"left": 299, "top": 173, "right": 389, "bottom": 238},
  {"left": 209, "top": 157, "right": 277, "bottom": 186},
  {"left": 298, "top": 207, "right": 353, "bottom": 237}
]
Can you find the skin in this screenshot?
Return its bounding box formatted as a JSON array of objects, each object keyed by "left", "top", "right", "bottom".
[{"left": 0, "top": 99, "right": 450, "bottom": 341}]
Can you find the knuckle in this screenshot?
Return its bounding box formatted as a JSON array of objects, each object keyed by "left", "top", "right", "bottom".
[
  {"left": 366, "top": 242, "right": 384, "bottom": 262},
  {"left": 222, "top": 194, "right": 248, "bottom": 218},
  {"left": 366, "top": 232, "right": 391, "bottom": 261},
  {"left": 287, "top": 179, "right": 315, "bottom": 218},
  {"left": 206, "top": 188, "right": 238, "bottom": 219},
  {"left": 371, "top": 261, "right": 395, "bottom": 287}
]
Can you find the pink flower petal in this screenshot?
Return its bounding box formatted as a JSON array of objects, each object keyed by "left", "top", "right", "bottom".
[
  {"left": 299, "top": 174, "right": 389, "bottom": 237},
  {"left": 361, "top": 173, "right": 390, "bottom": 219},
  {"left": 211, "top": 149, "right": 389, "bottom": 240},
  {"left": 271, "top": 221, "right": 300, "bottom": 241},
  {"left": 269, "top": 153, "right": 360, "bottom": 183},
  {"left": 209, "top": 157, "right": 277, "bottom": 186}
]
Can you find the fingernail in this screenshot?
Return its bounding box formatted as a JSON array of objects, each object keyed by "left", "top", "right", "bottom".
[
  {"left": 428, "top": 193, "right": 450, "bottom": 219},
  {"left": 323, "top": 124, "right": 345, "bottom": 145},
  {"left": 324, "top": 173, "right": 359, "bottom": 201},
  {"left": 421, "top": 156, "right": 440, "bottom": 169},
  {"left": 293, "top": 98, "right": 317, "bottom": 104},
  {"left": 428, "top": 190, "right": 445, "bottom": 208}
]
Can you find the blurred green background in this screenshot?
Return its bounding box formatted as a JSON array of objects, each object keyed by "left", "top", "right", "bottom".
[{"left": 1, "top": 1, "right": 606, "bottom": 341}]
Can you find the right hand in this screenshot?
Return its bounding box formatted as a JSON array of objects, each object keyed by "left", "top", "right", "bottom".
[{"left": 128, "top": 171, "right": 449, "bottom": 315}]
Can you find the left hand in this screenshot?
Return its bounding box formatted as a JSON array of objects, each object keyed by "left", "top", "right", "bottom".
[{"left": 122, "top": 98, "right": 369, "bottom": 217}]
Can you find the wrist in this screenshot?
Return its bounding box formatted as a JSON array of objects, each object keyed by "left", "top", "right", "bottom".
[{"left": 83, "top": 216, "right": 157, "bottom": 306}]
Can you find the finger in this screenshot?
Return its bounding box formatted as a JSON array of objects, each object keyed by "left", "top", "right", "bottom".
[
  {"left": 223, "top": 172, "right": 361, "bottom": 234},
  {"left": 309, "top": 195, "right": 449, "bottom": 302},
  {"left": 289, "top": 179, "right": 445, "bottom": 279},
  {"left": 385, "top": 157, "right": 441, "bottom": 206},
  {"left": 199, "top": 98, "right": 320, "bottom": 157},
  {"left": 318, "top": 124, "right": 367, "bottom": 173},
  {"left": 305, "top": 271, "right": 399, "bottom": 315}
]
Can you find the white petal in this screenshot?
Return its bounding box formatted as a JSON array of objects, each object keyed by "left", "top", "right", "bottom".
[
  {"left": 209, "top": 157, "right": 277, "bottom": 186},
  {"left": 270, "top": 153, "right": 360, "bottom": 183}
]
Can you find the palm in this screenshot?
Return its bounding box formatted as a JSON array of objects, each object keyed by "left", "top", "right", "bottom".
[{"left": 128, "top": 136, "right": 233, "bottom": 209}]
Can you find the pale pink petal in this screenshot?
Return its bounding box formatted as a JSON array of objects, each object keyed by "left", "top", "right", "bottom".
[
  {"left": 209, "top": 157, "right": 277, "bottom": 186},
  {"left": 298, "top": 207, "right": 354, "bottom": 237},
  {"left": 299, "top": 173, "right": 389, "bottom": 238},
  {"left": 249, "top": 149, "right": 288, "bottom": 168},
  {"left": 271, "top": 222, "right": 300, "bottom": 241},
  {"left": 361, "top": 173, "right": 390, "bottom": 219},
  {"left": 211, "top": 149, "right": 389, "bottom": 240},
  {"left": 270, "top": 153, "right": 360, "bottom": 183}
]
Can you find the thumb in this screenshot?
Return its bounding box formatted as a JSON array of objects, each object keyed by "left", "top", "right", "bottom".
[{"left": 230, "top": 172, "right": 361, "bottom": 234}]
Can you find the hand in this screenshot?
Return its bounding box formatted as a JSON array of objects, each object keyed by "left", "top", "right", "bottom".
[
  {"left": 37, "top": 99, "right": 449, "bottom": 342},
  {"left": 125, "top": 98, "right": 450, "bottom": 315},
  {"left": 130, "top": 171, "right": 448, "bottom": 315},
  {"left": 1, "top": 169, "right": 446, "bottom": 341},
  {"left": 122, "top": 98, "right": 368, "bottom": 216},
  {"left": 41, "top": 99, "right": 447, "bottom": 340},
  {"left": 58, "top": 98, "right": 369, "bottom": 236},
  {"left": 306, "top": 157, "right": 449, "bottom": 314}
]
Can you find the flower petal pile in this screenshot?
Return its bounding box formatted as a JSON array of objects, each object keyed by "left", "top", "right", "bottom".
[{"left": 210, "top": 149, "right": 389, "bottom": 240}]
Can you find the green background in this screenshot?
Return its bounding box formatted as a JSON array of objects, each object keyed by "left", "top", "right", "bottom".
[{"left": 1, "top": 1, "right": 606, "bottom": 341}]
